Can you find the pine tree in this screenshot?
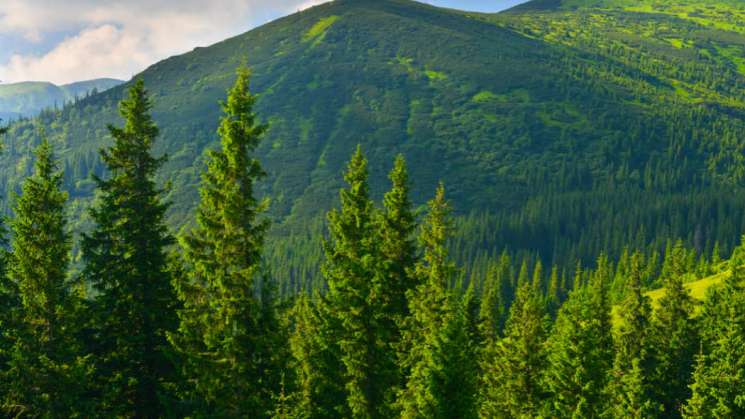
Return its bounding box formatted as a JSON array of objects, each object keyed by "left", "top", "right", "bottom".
[
  {"left": 607, "top": 252, "right": 659, "bottom": 418},
  {"left": 532, "top": 259, "right": 544, "bottom": 291},
  {"left": 0, "top": 121, "right": 14, "bottom": 402},
  {"left": 650, "top": 241, "right": 698, "bottom": 418},
  {"left": 379, "top": 154, "right": 418, "bottom": 325},
  {"left": 478, "top": 264, "right": 503, "bottom": 344},
  {"left": 168, "top": 67, "right": 283, "bottom": 417},
  {"left": 288, "top": 294, "right": 346, "bottom": 419},
  {"left": 397, "top": 184, "right": 477, "bottom": 419},
  {"left": 81, "top": 80, "right": 177, "bottom": 417},
  {"left": 378, "top": 154, "right": 418, "bottom": 394},
  {"left": 517, "top": 259, "right": 530, "bottom": 288},
  {"left": 546, "top": 265, "right": 561, "bottom": 317},
  {"left": 320, "top": 146, "right": 392, "bottom": 418},
  {"left": 2, "top": 138, "right": 91, "bottom": 416},
  {"left": 683, "top": 240, "right": 745, "bottom": 418},
  {"left": 543, "top": 255, "right": 613, "bottom": 417},
  {"left": 479, "top": 281, "right": 549, "bottom": 417}
]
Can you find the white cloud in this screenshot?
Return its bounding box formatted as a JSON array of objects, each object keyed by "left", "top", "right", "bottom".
[{"left": 0, "top": 0, "right": 328, "bottom": 84}]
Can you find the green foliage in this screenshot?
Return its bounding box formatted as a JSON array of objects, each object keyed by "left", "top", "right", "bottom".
[
  {"left": 650, "top": 241, "right": 699, "bottom": 418},
  {"left": 684, "top": 239, "right": 745, "bottom": 417},
  {"left": 318, "top": 146, "right": 398, "bottom": 418},
  {"left": 1, "top": 138, "right": 91, "bottom": 417},
  {"left": 168, "top": 67, "right": 283, "bottom": 417},
  {"left": 479, "top": 282, "right": 549, "bottom": 417},
  {"left": 397, "top": 184, "right": 477, "bottom": 419},
  {"left": 542, "top": 256, "right": 613, "bottom": 417},
  {"left": 0, "top": 79, "right": 122, "bottom": 120},
  {"left": 4, "top": 0, "right": 745, "bottom": 292},
  {"left": 607, "top": 252, "right": 660, "bottom": 417},
  {"left": 288, "top": 294, "right": 347, "bottom": 419},
  {"left": 80, "top": 80, "right": 178, "bottom": 416}
]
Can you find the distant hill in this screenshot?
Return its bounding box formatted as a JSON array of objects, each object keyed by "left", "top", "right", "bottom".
[
  {"left": 3, "top": 0, "right": 745, "bottom": 285},
  {"left": 0, "top": 78, "right": 123, "bottom": 121}
]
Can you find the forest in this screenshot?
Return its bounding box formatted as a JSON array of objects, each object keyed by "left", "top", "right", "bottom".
[
  {"left": 4, "top": 0, "right": 745, "bottom": 296},
  {"left": 0, "top": 65, "right": 743, "bottom": 418}
]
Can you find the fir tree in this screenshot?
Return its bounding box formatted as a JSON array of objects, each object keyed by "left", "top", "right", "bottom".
[
  {"left": 288, "top": 294, "right": 347, "bottom": 419},
  {"left": 650, "top": 241, "right": 698, "bottom": 418},
  {"left": 480, "top": 281, "right": 549, "bottom": 417},
  {"left": 546, "top": 265, "right": 561, "bottom": 318},
  {"left": 81, "top": 80, "right": 177, "bottom": 417},
  {"left": 397, "top": 184, "right": 477, "bottom": 419},
  {"left": 607, "top": 252, "right": 659, "bottom": 418},
  {"left": 168, "top": 67, "right": 283, "bottom": 417},
  {"left": 542, "top": 255, "right": 613, "bottom": 418},
  {"left": 478, "top": 263, "right": 503, "bottom": 344},
  {"left": 2, "top": 138, "right": 91, "bottom": 417},
  {"left": 320, "top": 146, "right": 393, "bottom": 418},
  {"left": 683, "top": 240, "right": 745, "bottom": 418},
  {"left": 378, "top": 154, "right": 418, "bottom": 394},
  {"left": 379, "top": 154, "right": 418, "bottom": 325},
  {"left": 0, "top": 121, "right": 14, "bottom": 401}
]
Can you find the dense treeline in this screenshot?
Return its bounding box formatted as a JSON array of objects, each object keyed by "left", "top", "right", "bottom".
[{"left": 0, "top": 69, "right": 743, "bottom": 418}]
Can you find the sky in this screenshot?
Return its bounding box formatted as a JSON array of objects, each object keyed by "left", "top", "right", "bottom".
[{"left": 0, "top": 0, "right": 527, "bottom": 85}]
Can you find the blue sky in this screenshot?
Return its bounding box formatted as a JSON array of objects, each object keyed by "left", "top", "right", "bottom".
[{"left": 0, "top": 0, "right": 527, "bottom": 85}]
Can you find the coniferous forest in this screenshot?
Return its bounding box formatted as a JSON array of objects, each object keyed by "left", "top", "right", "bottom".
[
  {"left": 2, "top": 0, "right": 745, "bottom": 417},
  {"left": 0, "top": 65, "right": 744, "bottom": 417}
]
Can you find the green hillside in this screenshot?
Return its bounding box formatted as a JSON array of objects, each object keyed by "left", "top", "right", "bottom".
[
  {"left": 3, "top": 0, "right": 745, "bottom": 284},
  {"left": 648, "top": 267, "right": 727, "bottom": 307},
  {"left": 0, "top": 78, "right": 122, "bottom": 121}
]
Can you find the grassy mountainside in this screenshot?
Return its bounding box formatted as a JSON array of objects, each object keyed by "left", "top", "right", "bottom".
[
  {"left": 3, "top": 0, "right": 745, "bottom": 286},
  {"left": 0, "top": 78, "right": 122, "bottom": 120},
  {"left": 648, "top": 268, "right": 727, "bottom": 307}
]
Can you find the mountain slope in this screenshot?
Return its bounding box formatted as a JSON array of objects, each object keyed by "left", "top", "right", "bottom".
[
  {"left": 3, "top": 0, "right": 745, "bottom": 284},
  {"left": 0, "top": 78, "right": 122, "bottom": 121}
]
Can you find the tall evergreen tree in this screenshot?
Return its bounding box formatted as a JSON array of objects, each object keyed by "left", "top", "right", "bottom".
[
  {"left": 479, "top": 281, "right": 549, "bottom": 417},
  {"left": 478, "top": 263, "right": 503, "bottom": 344},
  {"left": 320, "top": 146, "right": 393, "bottom": 418},
  {"left": 81, "top": 80, "right": 177, "bottom": 417},
  {"left": 2, "top": 138, "right": 90, "bottom": 416},
  {"left": 650, "top": 241, "right": 698, "bottom": 418},
  {"left": 684, "top": 240, "right": 745, "bottom": 418},
  {"left": 379, "top": 154, "right": 418, "bottom": 324},
  {"left": 607, "top": 252, "right": 659, "bottom": 418},
  {"left": 397, "top": 184, "right": 477, "bottom": 419},
  {"left": 542, "top": 255, "right": 613, "bottom": 418},
  {"left": 0, "top": 121, "right": 14, "bottom": 400},
  {"left": 378, "top": 154, "right": 418, "bottom": 393},
  {"left": 168, "top": 67, "right": 283, "bottom": 417},
  {"left": 288, "top": 294, "right": 346, "bottom": 419}
]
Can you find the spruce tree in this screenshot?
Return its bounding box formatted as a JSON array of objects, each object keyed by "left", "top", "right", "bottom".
[
  {"left": 607, "top": 252, "right": 659, "bottom": 418},
  {"left": 542, "top": 256, "right": 613, "bottom": 417},
  {"left": 320, "top": 146, "right": 392, "bottom": 418},
  {"left": 479, "top": 281, "right": 549, "bottom": 417},
  {"left": 397, "top": 184, "right": 477, "bottom": 419},
  {"left": 81, "top": 80, "right": 177, "bottom": 417},
  {"left": 683, "top": 241, "right": 745, "bottom": 418},
  {"left": 378, "top": 154, "right": 418, "bottom": 393},
  {"left": 0, "top": 121, "right": 14, "bottom": 400},
  {"left": 379, "top": 154, "right": 418, "bottom": 324},
  {"left": 2, "top": 138, "right": 91, "bottom": 417},
  {"left": 650, "top": 241, "right": 698, "bottom": 418},
  {"left": 288, "top": 294, "right": 346, "bottom": 419},
  {"left": 478, "top": 264, "right": 503, "bottom": 344},
  {"left": 168, "top": 67, "right": 283, "bottom": 417}
]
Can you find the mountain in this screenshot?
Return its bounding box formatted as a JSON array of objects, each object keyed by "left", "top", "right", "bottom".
[
  {"left": 3, "top": 0, "right": 745, "bottom": 285},
  {"left": 0, "top": 78, "right": 123, "bottom": 121}
]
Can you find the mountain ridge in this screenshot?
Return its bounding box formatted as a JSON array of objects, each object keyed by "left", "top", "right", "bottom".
[
  {"left": 0, "top": 78, "right": 123, "bottom": 121},
  {"left": 3, "top": 0, "right": 745, "bottom": 281}
]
